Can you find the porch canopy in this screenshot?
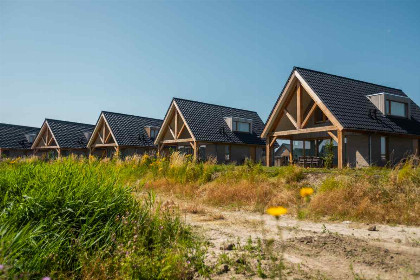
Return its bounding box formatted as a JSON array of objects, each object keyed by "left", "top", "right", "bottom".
[{"left": 261, "top": 69, "right": 344, "bottom": 168}]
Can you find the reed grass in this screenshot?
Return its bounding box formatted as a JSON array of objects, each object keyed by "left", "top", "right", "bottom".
[{"left": 0, "top": 157, "right": 207, "bottom": 279}]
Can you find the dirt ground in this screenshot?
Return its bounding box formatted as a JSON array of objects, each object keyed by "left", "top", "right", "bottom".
[{"left": 160, "top": 195, "right": 420, "bottom": 280}]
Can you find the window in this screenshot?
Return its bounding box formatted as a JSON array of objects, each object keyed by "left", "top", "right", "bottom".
[
  {"left": 225, "top": 145, "right": 230, "bottom": 161},
  {"left": 314, "top": 107, "right": 328, "bottom": 123},
  {"left": 145, "top": 126, "right": 160, "bottom": 139},
  {"left": 25, "top": 133, "right": 37, "bottom": 143},
  {"left": 199, "top": 145, "right": 206, "bottom": 161},
  {"left": 380, "top": 136, "right": 388, "bottom": 161},
  {"left": 178, "top": 145, "right": 192, "bottom": 155},
  {"left": 83, "top": 131, "right": 92, "bottom": 141},
  {"left": 150, "top": 128, "right": 159, "bottom": 139},
  {"left": 233, "top": 121, "right": 251, "bottom": 133},
  {"left": 386, "top": 100, "right": 407, "bottom": 117}
]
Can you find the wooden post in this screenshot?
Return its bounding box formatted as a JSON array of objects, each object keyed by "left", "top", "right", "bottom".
[
  {"left": 266, "top": 137, "right": 271, "bottom": 167},
  {"left": 297, "top": 83, "right": 302, "bottom": 129},
  {"left": 337, "top": 130, "right": 344, "bottom": 169},
  {"left": 57, "top": 148, "right": 61, "bottom": 158},
  {"left": 289, "top": 139, "right": 294, "bottom": 164},
  {"left": 193, "top": 141, "right": 198, "bottom": 161},
  {"left": 174, "top": 111, "right": 178, "bottom": 139}
]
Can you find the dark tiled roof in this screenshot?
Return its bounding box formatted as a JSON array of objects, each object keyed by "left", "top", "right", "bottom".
[
  {"left": 0, "top": 123, "right": 40, "bottom": 149},
  {"left": 268, "top": 67, "right": 420, "bottom": 136},
  {"left": 173, "top": 98, "right": 266, "bottom": 145},
  {"left": 46, "top": 119, "right": 95, "bottom": 149},
  {"left": 102, "top": 111, "right": 163, "bottom": 147}
]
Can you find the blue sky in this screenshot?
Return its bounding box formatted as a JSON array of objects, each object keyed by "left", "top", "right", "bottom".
[{"left": 1, "top": 0, "right": 419, "bottom": 127}]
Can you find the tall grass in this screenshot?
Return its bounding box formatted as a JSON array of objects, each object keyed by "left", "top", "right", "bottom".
[
  {"left": 0, "top": 157, "right": 207, "bottom": 279},
  {"left": 308, "top": 159, "right": 420, "bottom": 225}
]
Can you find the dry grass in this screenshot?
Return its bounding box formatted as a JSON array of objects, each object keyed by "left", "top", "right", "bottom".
[
  {"left": 308, "top": 159, "right": 420, "bottom": 225},
  {"left": 141, "top": 155, "right": 419, "bottom": 226}
]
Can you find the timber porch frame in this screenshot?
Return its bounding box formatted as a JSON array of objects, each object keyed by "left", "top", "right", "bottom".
[
  {"left": 262, "top": 70, "right": 346, "bottom": 168},
  {"left": 155, "top": 101, "right": 200, "bottom": 159}
]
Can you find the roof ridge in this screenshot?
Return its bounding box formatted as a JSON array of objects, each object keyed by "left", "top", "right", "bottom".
[
  {"left": 0, "top": 123, "right": 39, "bottom": 130},
  {"left": 294, "top": 66, "right": 403, "bottom": 92},
  {"left": 102, "top": 111, "right": 162, "bottom": 122},
  {"left": 45, "top": 118, "right": 94, "bottom": 127},
  {"left": 173, "top": 97, "right": 258, "bottom": 113}
]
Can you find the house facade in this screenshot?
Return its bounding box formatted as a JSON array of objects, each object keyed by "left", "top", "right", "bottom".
[
  {"left": 87, "top": 111, "right": 162, "bottom": 158},
  {"left": 31, "top": 119, "right": 95, "bottom": 157},
  {"left": 262, "top": 67, "right": 420, "bottom": 168},
  {"left": 0, "top": 123, "right": 39, "bottom": 158},
  {"left": 154, "top": 98, "right": 267, "bottom": 164}
]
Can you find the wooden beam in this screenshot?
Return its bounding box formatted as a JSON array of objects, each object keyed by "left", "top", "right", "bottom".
[
  {"left": 297, "top": 83, "right": 302, "bottom": 129},
  {"left": 270, "top": 136, "right": 278, "bottom": 147},
  {"left": 337, "top": 130, "right": 344, "bottom": 169},
  {"left": 289, "top": 139, "right": 293, "bottom": 164},
  {"left": 177, "top": 123, "right": 186, "bottom": 139},
  {"left": 92, "top": 143, "right": 117, "bottom": 148},
  {"left": 272, "top": 125, "right": 336, "bottom": 137},
  {"left": 261, "top": 72, "right": 297, "bottom": 138},
  {"left": 193, "top": 141, "right": 198, "bottom": 161},
  {"left": 266, "top": 139, "right": 271, "bottom": 166},
  {"left": 168, "top": 126, "right": 176, "bottom": 139},
  {"left": 162, "top": 138, "right": 194, "bottom": 144},
  {"left": 47, "top": 136, "right": 55, "bottom": 146},
  {"left": 327, "top": 131, "right": 338, "bottom": 143},
  {"left": 105, "top": 132, "right": 112, "bottom": 143},
  {"left": 295, "top": 71, "right": 343, "bottom": 130},
  {"left": 284, "top": 109, "right": 298, "bottom": 129},
  {"left": 174, "top": 111, "right": 178, "bottom": 139},
  {"left": 158, "top": 143, "right": 165, "bottom": 153},
  {"left": 102, "top": 125, "right": 106, "bottom": 143},
  {"left": 37, "top": 146, "right": 59, "bottom": 149},
  {"left": 301, "top": 103, "right": 317, "bottom": 128}
]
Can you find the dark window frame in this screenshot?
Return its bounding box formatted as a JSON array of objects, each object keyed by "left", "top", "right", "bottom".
[{"left": 385, "top": 100, "right": 408, "bottom": 118}]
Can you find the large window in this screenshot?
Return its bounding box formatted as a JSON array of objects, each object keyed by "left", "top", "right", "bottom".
[
  {"left": 233, "top": 121, "right": 251, "bottom": 133},
  {"left": 385, "top": 100, "right": 407, "bottom": 118}
]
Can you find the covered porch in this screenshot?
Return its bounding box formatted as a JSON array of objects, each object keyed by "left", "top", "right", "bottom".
[{"left": 269, "top": 127, "right": 345, "bottom": 168}]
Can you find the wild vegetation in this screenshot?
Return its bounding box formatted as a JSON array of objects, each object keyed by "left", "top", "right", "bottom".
[
  {"left": 0, "top": 157, "right": 208, "bottom": 279},
  {"left": 0, "top": 154, "right": 418, "bottom": 278}
]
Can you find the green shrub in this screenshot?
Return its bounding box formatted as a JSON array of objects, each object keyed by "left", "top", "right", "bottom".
[{"left": 0, "top": 158, "right": 207, "bottom": 279}]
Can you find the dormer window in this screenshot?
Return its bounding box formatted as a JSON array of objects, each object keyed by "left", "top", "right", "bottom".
[
  {"left": 233, "top": 120, "right": 251, "bottom": 133},
  {"left": 367, "top": 92, "right": 410, "bottom": 119},
  {"left": 25, "top": 133, "right": 37, "bottom": 143},
  {"left": 225, "top": 117, "right": 252, "bottom": 133},
  {"left": 145, "top": 126, "right": 160, "bottom": 139},
  {"left": 385, "top": 100, "right": 408, "bottom": 118},
  {"left": 84, "top": 131, "right": 92, "bottom": 140}
]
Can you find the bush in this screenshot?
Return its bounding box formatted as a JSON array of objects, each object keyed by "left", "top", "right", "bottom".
[{"left": 0, "top": 158, "right": 207, "bottom": 279}]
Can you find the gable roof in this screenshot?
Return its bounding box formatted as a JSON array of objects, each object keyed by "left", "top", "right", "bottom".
[
  {"left": 167, "top": 98, "right": 266, "bottom": 145},
  {"left": 0, "top": 123, "right": 40, "bottom": 149},
  {"left": 266, "top": 67, "right": 420, "bottom": 136},
  {"left": 43, "top": 119, "right": 95, "bottom": 149},
  {"left": 100, "top": 111, "right": 163, "bottom": 147}
]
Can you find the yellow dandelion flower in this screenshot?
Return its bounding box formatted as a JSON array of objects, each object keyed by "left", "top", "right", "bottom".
[
  {"left": 266, "top": 206, "right": 288, "bottom": 217},
  {"left": 300, "top": 187, "right": 314, "bottom": 198}
]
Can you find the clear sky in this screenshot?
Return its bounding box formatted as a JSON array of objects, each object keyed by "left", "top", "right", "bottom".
[{"left": 1, "top": 0, "right": 419, "bottom": 127}]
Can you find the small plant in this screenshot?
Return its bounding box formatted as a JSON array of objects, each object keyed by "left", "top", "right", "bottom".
[{"left": 323, "top": 140, "right": 335, "bottom": 168}]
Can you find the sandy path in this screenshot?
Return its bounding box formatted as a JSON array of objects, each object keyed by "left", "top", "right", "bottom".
[{"left": 160, "top": 196, "right": 420, "bottom": 279}]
